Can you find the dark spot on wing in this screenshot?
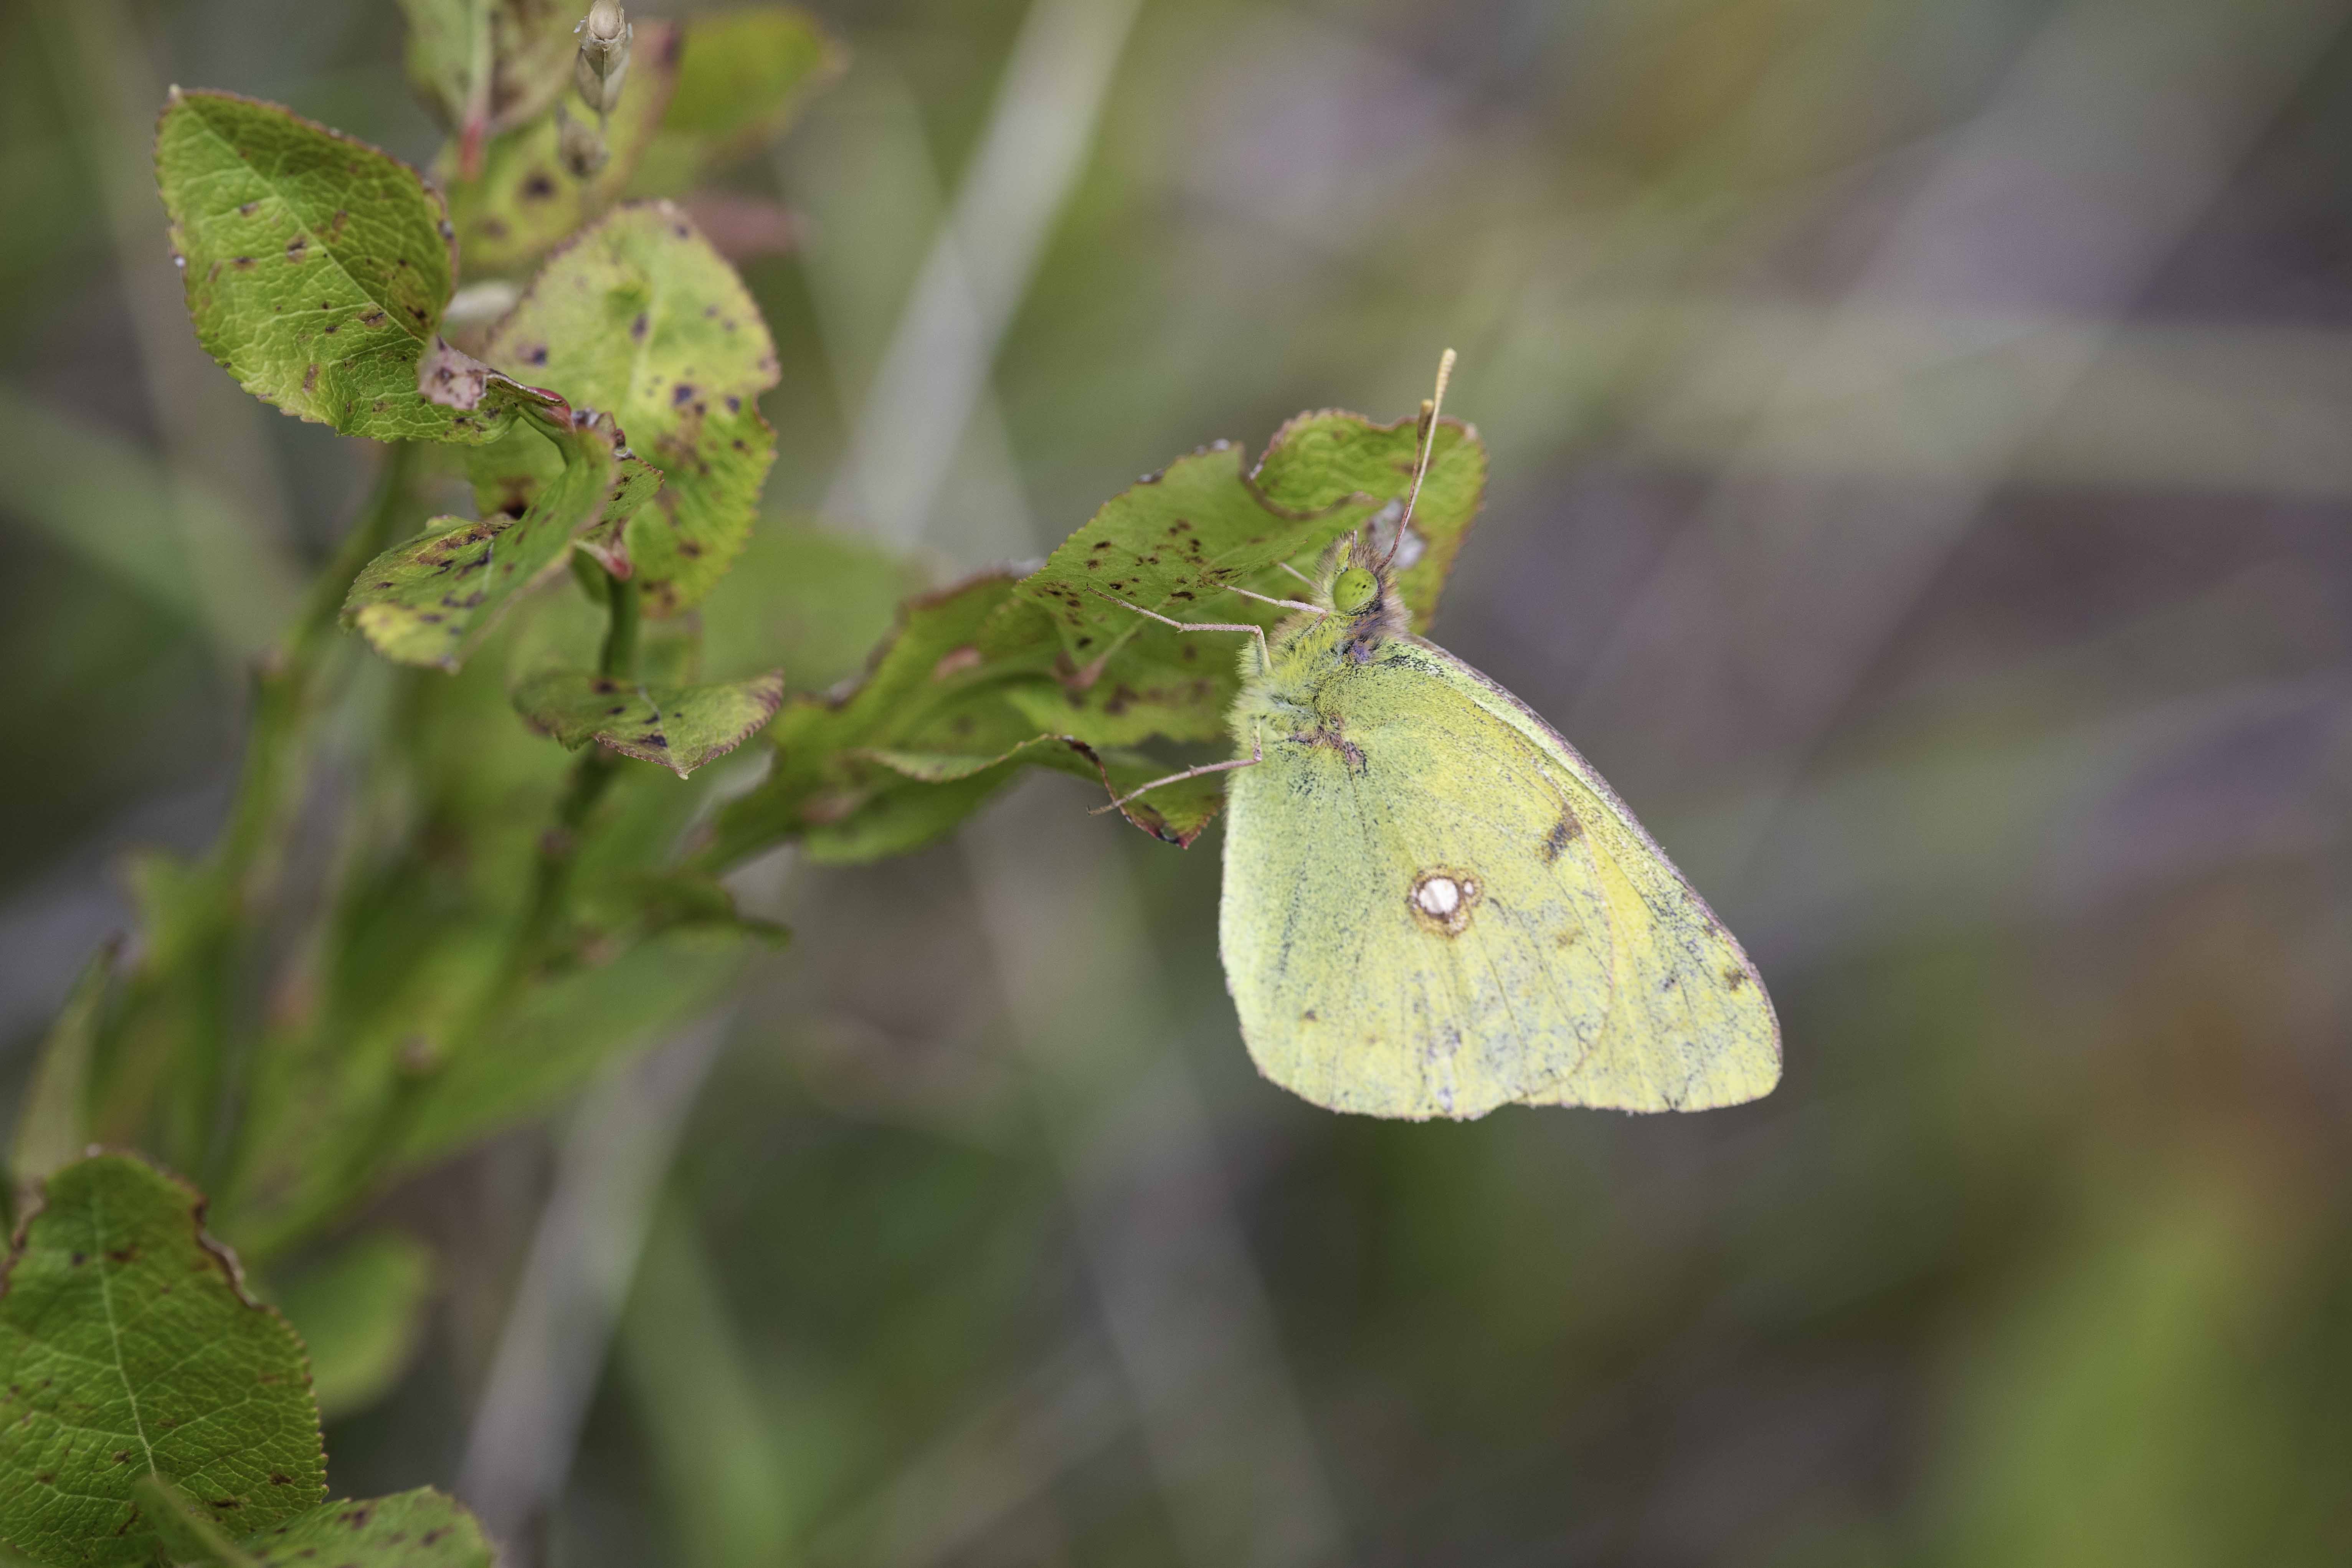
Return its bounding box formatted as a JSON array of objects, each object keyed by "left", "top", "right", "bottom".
[{"left": 1541, "top": 811, "right": 1581, "bottom": 864}]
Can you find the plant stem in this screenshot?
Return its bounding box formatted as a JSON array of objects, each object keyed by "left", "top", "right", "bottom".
[
  {"left": 180, "top": 443, "right": 424, "bottom": 1185},
  {"left": 601, "top": 571, "right": 641, "bottom": 679},
  {"left": 313, "top": 563, "right": 637, "bottom": 1235},
  {"left": 510, "top": 574, "right": 639, "bottom": 972}
]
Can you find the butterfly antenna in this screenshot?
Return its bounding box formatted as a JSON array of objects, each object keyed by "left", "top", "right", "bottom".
[{"left": 1383, "top": 347, "right": 1455, "bottom": 571}]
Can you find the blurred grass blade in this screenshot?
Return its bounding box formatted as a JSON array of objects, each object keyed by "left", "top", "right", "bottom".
[
  {"left": 0, "top": 384, "right": 298, "bottom": 662},
  {"left": 619, "top": 1190, "right": 796, "bottom": 1568}
]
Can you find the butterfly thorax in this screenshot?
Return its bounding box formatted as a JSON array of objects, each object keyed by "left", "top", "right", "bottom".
[{"left": 1228, "top": 546, "right": 1408, "bottom": 750}]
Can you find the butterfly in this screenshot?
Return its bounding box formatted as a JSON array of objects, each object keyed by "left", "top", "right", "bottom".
[{"left": 1102, "top": 353, "right": 1781, "bottom": 1119}]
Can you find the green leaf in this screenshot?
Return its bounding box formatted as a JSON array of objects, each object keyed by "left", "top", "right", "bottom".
[
  {"left": 394, "top": 925, "right": 754, "bottom": 1169},
  {"left": 270, "top": 1233, "right": 435, "bottom": 1422},
  {"left": 993, "top": 411, "right": 1487, "bottom": 747},
  {"left": 155, "top": 91, "right": 527, "bottom": 444},
  {"left": 476, "top": 201, "right": 781, "bottom": 614},
  {"left": 238, "top": 1490, "right": 494, "bottom": 1568},
  {"left": 142, "top": 1478, "right": 495, "bottom": 1568},
  {"left": 864, "top": 739, "right": 1227, "bottom": 848},
  {"left": 8, "top": 942, "right": 117, "bottom": 1211},
  {"left": 0, "top": 1155, "right": 325, "bottom": 1568},
  {"left": 628, "top": 7, "right": 844, "bottom": 195},
  {"left": 700, "top": 412, "right": 1488, "bottom": 865},
  {"left": 697, "top": 569, "right": 1226, "bottom": 864},
  {"left": 698, "top": 570, "right": 1039, "bottom": 865},
  {"left": 137, "top": 1477, "right": 259, "bottom": 1566},
  {"left": 1250, "top": 410, "right": 1485, "bottom": 633},
  {"left": 1008, "top": 439, "right": 1370, "bottom": 674},
  {"left": 443, "top": 23, "right": 683, "bottom": 278},
  {"left": 342, "top": 405, "right": 645, "bottom": 669},
  {"left": 514, "top": 668, "right": 786, "bottom": 777},
  {"left": 397, "top": 0, "right": 579, "bottom": 158}
]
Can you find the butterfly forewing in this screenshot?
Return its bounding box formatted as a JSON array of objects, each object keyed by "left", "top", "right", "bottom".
[{"left": 1219, "top": 638, "right": 1779, "bottom": 1119}]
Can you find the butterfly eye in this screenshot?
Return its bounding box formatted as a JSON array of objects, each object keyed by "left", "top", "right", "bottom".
[{"left": 1331, "top": 567, "right": 1378, "bottom": 614}]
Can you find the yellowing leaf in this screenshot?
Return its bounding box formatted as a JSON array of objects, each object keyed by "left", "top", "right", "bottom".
[{"left": 476, "top": 202, "right": 780, "bottom": 613}]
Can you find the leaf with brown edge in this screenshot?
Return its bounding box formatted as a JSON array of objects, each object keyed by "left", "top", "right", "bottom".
[
  {"left": 342, "top": 404, "right": 648, "bottom": 670},
  {"left": 474, "top": 201, "right": 779, "bottom": 615},
  {"left": 442, "top": 23, "right": 684, "bottom": 277},
  {"left": 513, "top": 668, "right": 786, "bottom": 777},
  {"left": 156, "top": 90, "right": 530, "bottom": 444},
  {"left": 0, "top": 1154, "right": 325, "bottom": 1568}
]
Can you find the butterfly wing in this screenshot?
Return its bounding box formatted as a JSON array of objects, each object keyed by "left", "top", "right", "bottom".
[{"left": 1219, "top": 638, "right": 1779, "bottom": 1119}]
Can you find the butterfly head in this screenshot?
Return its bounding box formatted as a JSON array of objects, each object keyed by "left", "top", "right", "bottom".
[{"left": 1306, "top": 529, "right": 1409, "bottom": 653}]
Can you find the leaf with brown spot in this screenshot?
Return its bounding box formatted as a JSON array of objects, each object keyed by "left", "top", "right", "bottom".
[
  {"left": 142, "top": 1474, "right": 496, "bottom": 1568},
  {"left": 343, "top": 404, "right": 637, "bottom": 669},
  {"left": 441, "top": 23, "right": 682, "bottom": 276},
  {"left": 0, "top": 1155, "right": 324, "bottom": 1567},
  {"left": 512, "top": 668, "right": 786, "bottom": 777},
  {"left": 474, "top": 202, "right": 778, "bottom": 613},
  {"left": 155, "top": 91, "right": 536, "bottom": 443}
]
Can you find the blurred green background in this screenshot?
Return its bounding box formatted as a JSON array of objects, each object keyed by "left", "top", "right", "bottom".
[{"left": 6, "top": 0, "right": 2352, "bottom": 1563}]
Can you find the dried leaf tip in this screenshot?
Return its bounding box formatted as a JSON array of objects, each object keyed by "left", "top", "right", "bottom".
[
  {"left": 575, "top": 3, "right": 633, "bottom": 115},
  {"left": 583, "top": 0, "right": 627, "bottom": 41}
]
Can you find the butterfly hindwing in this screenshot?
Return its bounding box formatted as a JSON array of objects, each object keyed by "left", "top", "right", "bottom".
[{"left": 1219, "top": 638, "right": 1779, "bottom": 1119}]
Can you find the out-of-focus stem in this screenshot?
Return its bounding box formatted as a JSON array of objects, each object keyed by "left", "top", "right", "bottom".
[{"left": 181, "top": 445, "right": 425, "bottom": 1186}]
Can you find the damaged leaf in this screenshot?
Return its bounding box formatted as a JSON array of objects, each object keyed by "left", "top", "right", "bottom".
[
  {"left": 343, "top": 404, "right": 650, "bottom": 669},
  {"left": 142, "top": 1476, "right": 495, "bottom": 1568},
  {"left": 513, "top": 668, "right": 786, "bottom": 777},
  {"left": 0, "top": 1155, "right": 325, "bottom": 1568},
  {"left": 476, "top": 201, "right": 780, "bottom": 612}
]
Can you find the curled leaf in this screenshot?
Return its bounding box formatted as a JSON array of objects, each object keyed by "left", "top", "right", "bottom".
[
  {"left": 343, "top": 403, "right": 653, "bottom": 669},
  {"left": 513, "top": 668, "right": 786, "bottom": 777}
]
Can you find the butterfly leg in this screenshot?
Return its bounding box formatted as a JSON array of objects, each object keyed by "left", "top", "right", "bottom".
[
  {"left": 1092, "top": 589, "right": 1275, "bottom": 669},
  {"left": 1219, "top": 582, "right": 1326, "bottom": 617},
  {"left": 1090, "top": 723, "right": 1264, "bottom": 813}
]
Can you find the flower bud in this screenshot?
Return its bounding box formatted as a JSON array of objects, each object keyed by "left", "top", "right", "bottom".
[
  {"left": 557, "top": 104, "right": 610, "bottom": 177},
  {"left": 574, "top": 2, "right": 632, "bottom": 115}
]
